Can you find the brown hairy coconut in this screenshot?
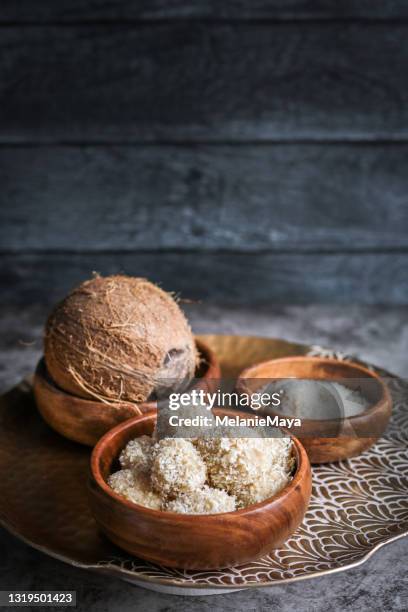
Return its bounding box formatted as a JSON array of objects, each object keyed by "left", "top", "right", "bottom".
[{"left": 44, "top": 275, "right": 198, "bottom": 404}]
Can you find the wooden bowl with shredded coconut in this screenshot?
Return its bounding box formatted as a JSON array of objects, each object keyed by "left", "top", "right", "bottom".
[
  {"left": 89, "top": 410, "right": 312, "bottom": 570},
  {"left": 237, "top": 356, "right": 392, "bottom": 464}
]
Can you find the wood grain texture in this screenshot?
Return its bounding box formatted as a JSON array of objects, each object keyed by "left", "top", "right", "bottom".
[
  {"left": 33, "top": 359, "right": 143, "bottom": 447},
  {"left": 236, "top": 356, "right": 392, "bottom": 463},
  {"left": 33, "top": 340, "right": 221, "bottom": 446},
  {"left": 1, "top": 1, "right": 408, "bottom": 22},
  {"left": 1, "top": 252, "right": 407, "bottom": 305},
  {"left": 1, "top": 24, "right": 407, "bottom": 142},
  {"left": 89, "top": 410, "right": 312, "bottom": 569},
  {"left": 1, "top": 144, "right": 408, "bottom": 251}
]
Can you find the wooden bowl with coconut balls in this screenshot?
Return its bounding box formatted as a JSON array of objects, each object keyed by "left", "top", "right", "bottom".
[{"left": 89, "top": 409, "right": 312, "bottom": 569}]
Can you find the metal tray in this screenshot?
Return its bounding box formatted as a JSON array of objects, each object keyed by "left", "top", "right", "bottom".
[{"left": 0, "top": 335, "right": 407, "bottom": 596}]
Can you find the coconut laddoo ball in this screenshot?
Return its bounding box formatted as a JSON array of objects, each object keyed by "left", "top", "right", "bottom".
[
  {"left": 108, "top": 469, "right": 161, "bottom": 510},
  {"left": 196, "top": 437, "right": 293, "bottom": 508},
  {"left": 119, "top": 435, "right": 153, "bottom": 473},
  {"left": 195, "top": 437, "right": 268, "bottom": 489},
  {"left": 234, "top": 438, "right": 293, "bottom": 507},
  {"left": 151, "top": 438, "right": 206, "bottom": 498},
  {"left": 164, "top": 485, "right": 236, "bottom": 514},
  {"left": 44, "top": 275, "right": 197, "bottom": 404}
]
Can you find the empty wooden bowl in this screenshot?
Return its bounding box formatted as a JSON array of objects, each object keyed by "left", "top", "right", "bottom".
[
  {"left": 236, "top": 356, "right": 392, "bottom": 464},
  {"left": 33, "top": 338, "right": 220, "bottom": 447},
  {"left": 89, "top": 409, "right": 312, "bottom": 570}
]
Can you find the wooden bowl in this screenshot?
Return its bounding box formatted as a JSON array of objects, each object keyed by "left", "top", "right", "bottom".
[
  {"left": 33, "top": 339, "right": 220, "bottom": 447},
  {"left": 89, "top": 410, "right": 312, "bottom": 570},
  {"left": 236, "top": 356, "right": 392, "bottom": 464}
]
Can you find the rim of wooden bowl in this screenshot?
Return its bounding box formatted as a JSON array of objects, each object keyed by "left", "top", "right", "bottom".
[{"left": 236, "top": 355, "right": 392, "bottom": 432}]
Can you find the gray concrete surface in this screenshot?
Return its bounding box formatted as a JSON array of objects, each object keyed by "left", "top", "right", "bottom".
[{"left": 1, "top": 304, "right": 407, "bottom": 611}]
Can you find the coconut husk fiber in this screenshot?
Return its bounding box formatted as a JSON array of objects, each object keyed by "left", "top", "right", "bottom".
[{"left": 44, "top": 275, "right": 198, "bottom": 404}]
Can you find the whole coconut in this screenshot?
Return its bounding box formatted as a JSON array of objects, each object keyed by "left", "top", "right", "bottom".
[{"left": 44, "top": 275, "right": 198, "bottom": 404}]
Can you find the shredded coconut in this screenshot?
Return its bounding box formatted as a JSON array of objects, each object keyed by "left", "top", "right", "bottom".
[
  {"left": 196, "top": 437, "right": 293, "bottom": 508},
  {"left": 108, "top": 468, "right": 161, "bottom": 510},
  {"left": 151, "top": 438, "right": 206, "bottom": 498},
  {"left": 164, "top": 485, "right": 236, "bottom": 514},
  {"left": 119, "top": 435, "right": 153, "bottom": 472},
  {"left": 108, "top": 433, "right": 293, "bottom": 514},
  {"left": 266, "top": 379, "right": 370, "bottom": 420}
]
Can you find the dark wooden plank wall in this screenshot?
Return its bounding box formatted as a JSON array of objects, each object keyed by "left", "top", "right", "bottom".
[
  {"left": 1, "top": 145, "right": 408, "bottom": 252},
  {"left": 1, "top": 1, "right": 408, "bottom": 21},
  {"left": 2, "top": 253, "right": 407, "bottom": 307},
  {"left": 0, "top": 3, "right": 407, "bottom": 304},
  {"left": 1, "top": 24, "right": 408, "bottom": 142}
]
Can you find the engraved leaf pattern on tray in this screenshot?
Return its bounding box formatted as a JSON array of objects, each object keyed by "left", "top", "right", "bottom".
[{"left": 96, "top": 347, "right": 408, "bottom": 588}]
